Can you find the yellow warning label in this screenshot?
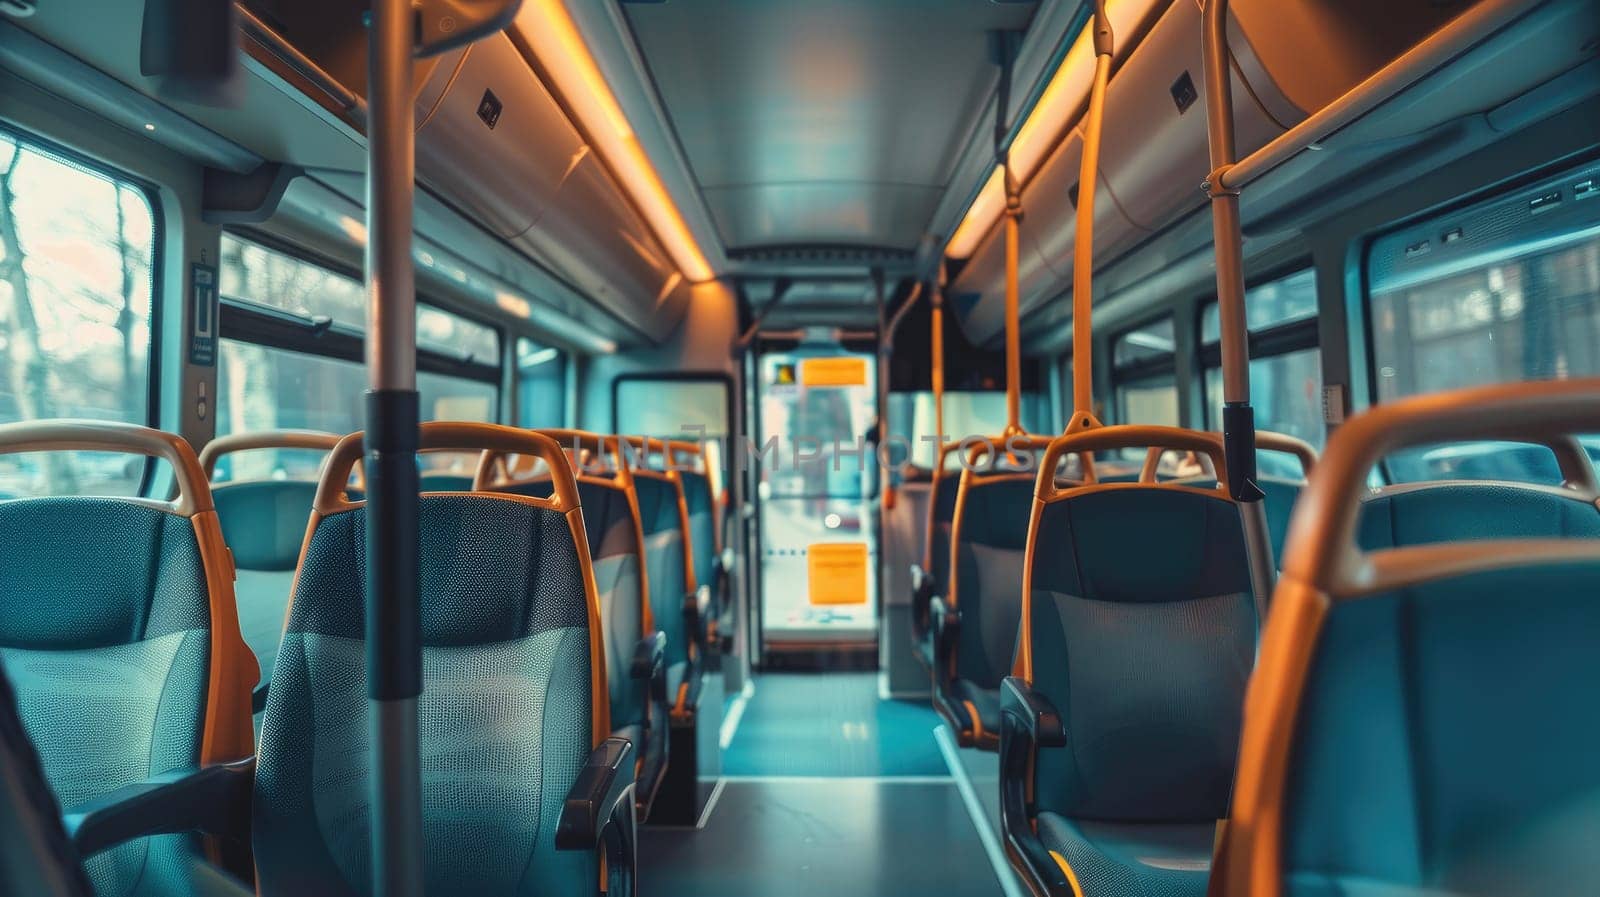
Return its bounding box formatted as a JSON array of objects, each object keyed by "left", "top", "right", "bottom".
[
  {"left": 807, "top": 542, "right": 869, "bottom": 605},
  {"left": 799, "top": 357, "right": 868, "bottom": 387}
]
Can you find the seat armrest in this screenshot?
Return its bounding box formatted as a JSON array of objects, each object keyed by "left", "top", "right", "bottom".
[
  {"left": 930, "top": 595, "right": 960, "bottom": 672},
  {"left": 998, "top": 678, "right": 1077, "bottom": 897},
  {"left": 631, "top": 631, "right": 666, "bottom": 682},
  {"left": 1000, "top": 677, "right": 1066, "bottom": 748},
  {"left": 909, "top": 563, "right": 930, "bottom": 598},
  {"left": 64, "top": 758, "right": 255, "bottom": 859},
  {"left": 556, "top": 737, "right": 635, "bottom": 851},
  {"left": 685, "top": 584, "right": 711, "bottom": 638}
]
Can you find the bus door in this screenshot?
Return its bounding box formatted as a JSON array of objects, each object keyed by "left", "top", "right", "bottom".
[{"left": 755, "top": 349, "right": 880, "bottom": 653}]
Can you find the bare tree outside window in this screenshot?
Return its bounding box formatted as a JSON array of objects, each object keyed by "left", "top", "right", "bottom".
[{"left": 0, "top": 132, "right": 155, "bottom": 498}]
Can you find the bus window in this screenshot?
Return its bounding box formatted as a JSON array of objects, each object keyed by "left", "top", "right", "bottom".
[
  {"left": 0, "top": 129, "right": 156, "bottom": 498},
  {"left": 217, "top": 234, "right": 499, "bottom": 480},
  {"left": 1201, "top": 268, "right": 1322, "bottom": 477},
  {"left": 614, "top": 375, "right": 732, "bottom": 443},
  {"left": 517, "top": 338, "right": 566, "bottom": 428},
  {"left": 886, "top": 390, "right": 1048, "bottom": 470},
  {"left": 1111, "top": 316, "right": 1178, "bottom": 427},
  {"left": 1368, "top": 167, "right": 1600, "bottom": 483}
]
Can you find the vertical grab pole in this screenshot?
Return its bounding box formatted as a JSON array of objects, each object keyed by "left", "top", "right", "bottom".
[
  {"left": 1066, "top": 0, "right": 1113, "bottom": 433},
  {"left": 364, "top": 1, "right": 425, "bottom": 894},
  {"left": 1002, "top": 169, "right": 1024, "bottom": 437},
  {"left": 1201, "top": 0, "right": 1275, "bottom": 605}
]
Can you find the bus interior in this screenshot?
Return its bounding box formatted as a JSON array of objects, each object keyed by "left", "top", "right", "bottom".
[{"left": 2, "top": 0, "right": 1599, "bottom": 895}]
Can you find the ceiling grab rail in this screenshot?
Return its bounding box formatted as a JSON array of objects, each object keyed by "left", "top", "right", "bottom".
[
  {"left": 1201, "top": 0, "right": 1277, "bottom": 610},
  {"left": 1064, "top": 0, "right": 1111, "bottom": 435}
]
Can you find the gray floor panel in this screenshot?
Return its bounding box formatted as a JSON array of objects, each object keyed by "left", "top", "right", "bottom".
[{"left": 640, "top": 779, "right": 1007, "bottom": 896}]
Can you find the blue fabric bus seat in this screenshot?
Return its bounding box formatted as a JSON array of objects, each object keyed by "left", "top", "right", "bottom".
[
  {"left": 932, "top": 473, "right": 1036, "bottom": 749},
  {"left": 1006, "top": 484, "right": 1257, "bottom": 897},
  {"left": 912, "top": 469, "right": 962, "bottom": 670},
  {"left": 254, "top": 491, "right": 611, "bottom": 895},
  {"left": 680, "top": 469, "right": 721, "bottom": 630},
  {"left": 1, "top": 499, "right": 214, "bottom": 897},
  {"left": 494, "top": 472, "right": 668, "bottom": 814},
  {"left": 633, "top": 474, "right": 693, "bottom": 708},
  {"left": 1279, "top": 482, "right": 1600, "bottom": 897},
  {"left": 212, "top": 479, "right": 318, "bottom": 698},
  {"left": 0, "top": 420, "right": 255, "bottom": 897}
]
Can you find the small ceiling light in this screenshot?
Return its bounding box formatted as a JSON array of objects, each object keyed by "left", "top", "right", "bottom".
[{"left": 143, "top": 123, "right": 157, "bottom": 131}]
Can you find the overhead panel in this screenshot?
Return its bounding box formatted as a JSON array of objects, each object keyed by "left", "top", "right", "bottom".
[{"left": 624, "top": 0, "right": 1037, "bottom": 253}]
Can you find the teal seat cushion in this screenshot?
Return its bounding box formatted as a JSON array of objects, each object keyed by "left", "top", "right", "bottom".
[
  {"left": 253, "top": 495, "right": 600, "bottom": 896},
  {"left": 0, "top": 498, "right": 214, "bottom": 897},
  {"left": 1037, "top": 813, "right": 1214, "bottom": 897},
  {"left": 1282, "top": 484, "right": 1600, "bottom": 895}
]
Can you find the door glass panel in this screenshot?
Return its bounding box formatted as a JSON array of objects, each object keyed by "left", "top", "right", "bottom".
[{"left": 757, "top": 351, "right": 878, "bottom": 646}]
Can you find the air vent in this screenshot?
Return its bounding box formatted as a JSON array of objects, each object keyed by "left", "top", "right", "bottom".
[{"left": 728, "top": 245, "right": 916, "bottom": 265}]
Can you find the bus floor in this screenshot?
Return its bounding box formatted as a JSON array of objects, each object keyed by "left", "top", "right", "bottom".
[{"left": 640, "top": 672, "right": 1026, "bottom": 896}]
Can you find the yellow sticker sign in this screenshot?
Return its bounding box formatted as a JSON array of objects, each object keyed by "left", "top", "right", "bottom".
[
  {"left": 799, "top": 357, "right": 868, "bottom": 388},
  {"left": 807, "top": 542, "right": 869, "bottom": 605}
]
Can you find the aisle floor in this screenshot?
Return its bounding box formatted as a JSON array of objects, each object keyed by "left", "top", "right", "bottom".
[{"left": 640, "top": 672, "right": 1022, "bottom": 897}]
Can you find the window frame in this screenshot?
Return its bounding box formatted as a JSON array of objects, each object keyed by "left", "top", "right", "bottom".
[
  {"left": 217, "top": 230, "right": 502, "bottom": 389},
  {"left": 1196, "top": 263, "right": 1321, "bottom": 431},
  {"left": 1109, "top": 313, "right": 1178, "bottom": 425},
  {"left": 0, "top": 123, "right": 166, "bottom": 495}
]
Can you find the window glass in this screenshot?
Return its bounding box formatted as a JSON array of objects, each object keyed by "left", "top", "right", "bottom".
[
  {"left": 1112, "top": 317, "right": 1175, "bottom": 366},
  {"left": 1205, "top": 349, "right": 1324, "bottom": 477},
  {"left": 0, "top": 130, "right": 156, "bottom": 498},
  {"left": 418, "top": 304, "right": 499, "bottom": 364},
  {"left": 1370, "top": 217, "right": 1600, "bottom": 483},
  {"left": 220, "top": 234, "right": 499, "bottom": 366},
  {"left": 887, "top": 390, "right": 1048, "bottom": 469},
  {"left": 216, "top": 343, "right": 497, "bottom": 434},
  {"left": 1202, "top": 268, "right": 1319, "bottom": 342},
  {"left": 1115, "top": 375, "right": 1179, "bottom": 427},
  {"left": 517, "top": 338, "right": 566, "bottom": 428},
  {"left": 615, "top": 378, "right": 731, "bottom": 439},
  {"left": 220, "top": 234, "right": 364, "bottom": 327}
]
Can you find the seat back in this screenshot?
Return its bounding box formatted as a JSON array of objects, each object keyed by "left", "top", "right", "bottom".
[
  {"left": 0, "top": 421, "right": 255, "bottom": 897},
  {"left": 632, "top": 471, "right": 691, "bottom": 678},
  {"left": 1281, "top": 482, "right": 1600, "bottom": 894},
  {"left": 923, "top": 441, "right": 968, "bottom": 592},
  {"left": 947, "top": 472, "right": 1037, "bottom": 691},
  {"left": 200, "top": 431, "right": 340, "bottom": 695},
  {"left": 482, "top": 435, "right": 653, "bottom": 734},
  {"left": 253, "top": 425, "right": 607, "bottom": 896},
  {"left": 1217, "top": 382, "right": 1600, "bottom": 897},
  {"left": 1020, "top": 427, "right": 1256, "bottom": 824},
  {"left": 679, "top": 469, "right": 717, "bottom": 596}
]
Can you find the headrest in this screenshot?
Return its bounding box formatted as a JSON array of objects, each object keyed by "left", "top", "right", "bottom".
[
  {"left": 288, "top": 494, "right": 587, "bottom": 647},
  {"left": 0, "top": 498, "right": 208, "bottom": 649},
  {"left": 1358, "top": 482, "right": 1600, "bottom": 550},
  {"left": 213, "top": 480, "right": 318, "bottom": 571},
  {"left": 1033, "top": 487, "right": 1252, "bottom": 603}
]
